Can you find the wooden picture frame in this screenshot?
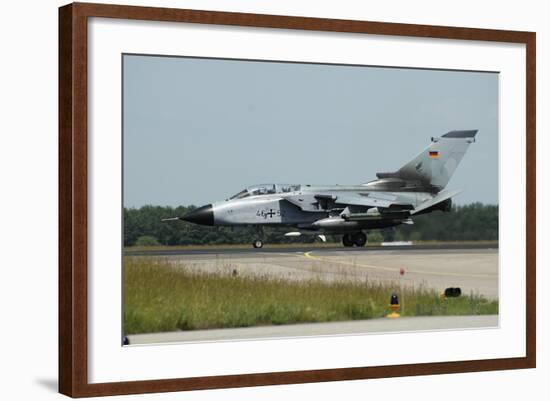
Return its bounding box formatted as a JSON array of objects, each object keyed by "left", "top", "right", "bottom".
[{"left": 59, "top": 2, "right": 536, "bottom": 397}]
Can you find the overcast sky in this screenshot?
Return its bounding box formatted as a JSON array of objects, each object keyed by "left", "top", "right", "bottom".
[{"left": 123, "top": 54, "right": 498, "bottom": 208}]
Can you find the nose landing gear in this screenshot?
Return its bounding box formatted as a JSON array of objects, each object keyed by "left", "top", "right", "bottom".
[
  {"left": 252, "top": 226, "right": 265, "bottom": 249},
  {"left": 342, "top": 232, "right": 367, "bottom": 247}
]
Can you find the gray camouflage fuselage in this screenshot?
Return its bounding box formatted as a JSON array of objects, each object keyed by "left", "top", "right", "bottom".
[{"left": 211, "top": 185, "right": 434, "bottom": 233}]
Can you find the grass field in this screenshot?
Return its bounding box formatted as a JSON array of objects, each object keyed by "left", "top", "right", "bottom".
[{"left": 124, "top": 257, "right": 498, "bottom": 335}]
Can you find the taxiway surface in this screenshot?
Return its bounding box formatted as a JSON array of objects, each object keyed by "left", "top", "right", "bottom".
[
  {"left": 127, "top": 315, "right": 498, "bottom": 345},
  {"left": 125, "top": 246, "right": 499, "bottom": 299}
]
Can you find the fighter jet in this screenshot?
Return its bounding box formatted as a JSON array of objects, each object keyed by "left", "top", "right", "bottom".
[{"left": 165, "top": 130, "right": 477, "bottom": 248}]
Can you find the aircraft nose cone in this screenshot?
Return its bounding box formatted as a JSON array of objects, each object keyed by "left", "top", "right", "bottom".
[{"left": 182, "top": 204, "right": 214, "bottom": 226}]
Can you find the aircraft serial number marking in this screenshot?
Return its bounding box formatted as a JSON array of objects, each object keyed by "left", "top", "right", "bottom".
[{"left": 256, "top": 208, "right": 284, "bottom": 219}]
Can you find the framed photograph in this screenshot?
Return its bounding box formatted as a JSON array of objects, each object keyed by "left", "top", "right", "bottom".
[{"left": 59, "top": 2, "right": 536, "bottom": 397}]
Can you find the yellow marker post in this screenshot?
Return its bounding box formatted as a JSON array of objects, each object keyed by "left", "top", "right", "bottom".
[{"left": 386, "top": 293, "right": 400, "bottom": 318}]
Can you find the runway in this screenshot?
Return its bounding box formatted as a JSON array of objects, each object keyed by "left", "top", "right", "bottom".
[
  {"left": 125, "top": 242, "right": 497, "bottom": 257},
  {"left": 125, "top": 245, "right": 499, "bottom": 299},
  {"left": 127, "top": 315, "right": 498, "bottom": 345}
]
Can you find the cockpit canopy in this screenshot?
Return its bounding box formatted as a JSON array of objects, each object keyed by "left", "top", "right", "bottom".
[{"left": 229, "top": 184, "right": 301, "bottom": 200}]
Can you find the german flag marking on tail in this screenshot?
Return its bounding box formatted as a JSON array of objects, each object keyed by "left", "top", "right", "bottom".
[{"left": 429, "top": 151, "right": 439, "bottom": 159}]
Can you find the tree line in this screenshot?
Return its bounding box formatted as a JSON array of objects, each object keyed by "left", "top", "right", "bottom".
[{"left": 124, "top": 203, "right": 498, "bottom": 246}]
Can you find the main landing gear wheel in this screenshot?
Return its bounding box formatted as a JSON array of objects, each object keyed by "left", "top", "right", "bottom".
[
  {"left": 342, "top": 234, "right": 354, "bottom": 247},
  {"left": 253, "top": 240, "right": 264, "bottom": 249},
  {"left": 343, "top": 232, "right": 367, "bottom": 247},
  {"left": 353, "top": 232, "right": 367, "bottom": 247}
]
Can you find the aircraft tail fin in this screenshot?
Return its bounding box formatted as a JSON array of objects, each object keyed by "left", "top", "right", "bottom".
[{"left": 376, "top": 130, "right": 477, "bottom": 191}]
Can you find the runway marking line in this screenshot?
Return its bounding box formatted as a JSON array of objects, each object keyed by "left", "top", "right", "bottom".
[{"left": 303, "top": 251, "right": 497, "bottom": 279}]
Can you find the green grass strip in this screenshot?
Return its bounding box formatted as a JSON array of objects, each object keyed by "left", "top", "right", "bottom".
[{"left": 124, "top": 258, "right": 498, "bottom": 335}]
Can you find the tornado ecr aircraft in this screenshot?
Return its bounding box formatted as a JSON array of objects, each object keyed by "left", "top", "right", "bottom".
[{"left": 165, "top": 130, "right": 477, "bottom": 248}]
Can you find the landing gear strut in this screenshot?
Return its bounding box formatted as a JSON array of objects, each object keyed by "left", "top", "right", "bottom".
[
  {"left": 252, "top": 226, "right": 265, "bottom": 249},
  {"left": 342, "top": 232, "right": 367, "bottom": 247}
]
